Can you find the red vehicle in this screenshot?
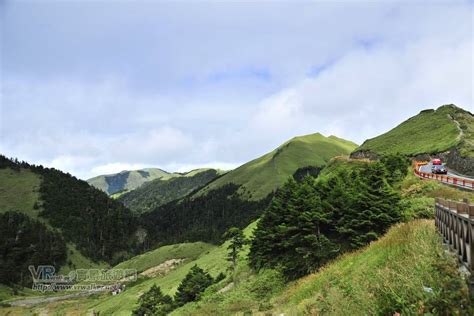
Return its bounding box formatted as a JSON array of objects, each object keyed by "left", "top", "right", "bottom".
[{"left": 432, "top": 159, "right": 442, "bottom": 165}]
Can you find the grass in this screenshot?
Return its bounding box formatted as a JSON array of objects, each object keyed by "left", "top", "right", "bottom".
[
  {"left": 355, "top": 105, "right": 462, "bottom": 156},
  {"left": 454, "top": 106, "right": 474, "bottom": 158},
  {"left": 86, "top": 228, "right": 252, "bottom": 315},
  {"left": 271, "top": 220, "right": 469, "bottom": 315},
  {"left": 3, "top": 158, "right": 472, "bottom": 315},
  {"left": 113, "top": 242, "right": 215, "bottom": 274},
  {"left": 198, "top": 133, "right": 357, "bottom": 200},
  {"left": 5, "top": 225, "right": 255, "bottom": 315},
  {"left": 0, "top": 168, "right": 42, "bottom": 218},
  {"left": 59, "top": 244, "right": 109, "bottom": 275}
]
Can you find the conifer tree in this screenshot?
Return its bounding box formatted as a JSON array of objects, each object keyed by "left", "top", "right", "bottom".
[
  {"left": 338, "top": 162, "right": 402, "bottom": 248},
  {"left": 174, "top": 265, "right": 214, "bottom": 307},
  {"left": 223, "top": 227, "right": 247, "bottom": 273},
  {"left": 132, "top": 284, "right": 173, "bottom": 316}
]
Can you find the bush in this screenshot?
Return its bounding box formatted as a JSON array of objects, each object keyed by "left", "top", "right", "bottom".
[
  {"left": 132, "top": 284, "right": 174, "bottom": 316},
  {"left": 174, "top": 265, "right": 214, "bottom": 307}
]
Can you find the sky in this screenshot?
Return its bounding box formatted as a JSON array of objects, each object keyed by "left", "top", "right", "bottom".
[{"left": 1, "top": 0, "right": 473, "bottom": 179}]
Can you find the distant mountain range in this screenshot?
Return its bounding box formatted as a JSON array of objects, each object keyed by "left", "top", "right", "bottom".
[
  {"left": 1, "top": 103, "right": 472, "bottom": 286},
  {"left": 87, "top": 168, "right": 178, "bottom": 195},
  {"left": 118, "top": 169, "right": 223, "bottom": 214}
]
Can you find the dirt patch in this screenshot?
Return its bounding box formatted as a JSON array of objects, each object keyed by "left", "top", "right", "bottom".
[{"left": 140, "top": 258, "right": 185, "bottom": 278}]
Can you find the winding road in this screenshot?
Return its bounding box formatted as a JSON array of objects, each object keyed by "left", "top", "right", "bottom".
[
  {"left": 419, "top": 162, "right": 474, "bottom": 181},
  {"left": 415, "top": 161, "right": 474, "bottom": 190}
]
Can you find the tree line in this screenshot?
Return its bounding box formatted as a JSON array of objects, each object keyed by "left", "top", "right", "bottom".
[
  {"left": 0, "top": 155, "right": 139, "bottom": 265},
  {"left": 249, "top": 154, "right": 409, "bottom": 279}
]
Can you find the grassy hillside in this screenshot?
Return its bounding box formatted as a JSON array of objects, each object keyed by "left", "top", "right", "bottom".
[
  {"left": 0, "top": 168, "right": 42, "bottom": 218},
  {"left": 0, "top": 167, "right": 107, "bottom": 275},
  {"left": 171, "top": 220, "right": 469, "bottom": 315},
  {"left": 114, "top": 242, "right": 215, "bottom": 273},
  {"left": 354, "top": 104, "right": 471, "bottom": 157},
  {"left": 0, "top": 156, "right": 139, "bottom": 274},
  {"left": 272, "top": 220, "right": 469, "bottom": 315},
  {"left": 119, "top": 169, "right": 220, "bottom": 213},
  {"left": 455, "top": 106, "right": 474, "bottom": 158},
  {"left": 87, "top": 168, "right": 176, "bottom": 195},
  {"left": 198, "top": 133, "right": 357, "bottom": 200}
]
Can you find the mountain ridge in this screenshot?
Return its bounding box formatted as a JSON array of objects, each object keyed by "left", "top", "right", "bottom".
[
  {"left": 195, "top": 132, "right": 358, "bottom": 200},
  {"left": 351, "top": 104, "right": 474, "bottom": 175}
]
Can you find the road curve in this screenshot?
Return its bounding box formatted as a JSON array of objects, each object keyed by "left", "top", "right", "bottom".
[{"left": 419, "top": 162, "right": 474, "bottom": 181}]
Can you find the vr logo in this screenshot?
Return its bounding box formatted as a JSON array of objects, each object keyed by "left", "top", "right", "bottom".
[{"left": 29, "top": 265, "right": 56, "bottom": 283}]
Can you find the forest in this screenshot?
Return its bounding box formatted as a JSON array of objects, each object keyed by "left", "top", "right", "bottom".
[
  {"left": 141, "top": 184, "right": 273, "bottom": 247},
  {"left": 0, "top": 155, "right": 139, "bottom": 264},
  {"left": 249, "top": 154, "right": 410, "bottom": 279},
  {"left": 0, "top": 211, "right": 67, "bottom": 286}
]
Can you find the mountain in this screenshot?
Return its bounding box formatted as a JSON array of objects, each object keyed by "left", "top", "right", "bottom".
[
  {"left": 118, "top": 169, "right": 222, "bottom": 214},
  {"left": 87, "top": 168, "right": 178, "bottom": 195},
  {"left": 196, "top": 133, "right": 358, "bottom": 200},
  {"left": 0, "top": 155, "right": 139, "bottom": 285},
  {"left": 352, "top": 104, "right": 474, "bottom": 175},
  {"left": 140, "top": 133, "right": 357, "bottom": 246}
]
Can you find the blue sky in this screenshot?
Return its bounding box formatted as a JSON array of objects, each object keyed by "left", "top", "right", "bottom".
[{"left": 1, "top": 0, "right": 473, "bottom": 179}]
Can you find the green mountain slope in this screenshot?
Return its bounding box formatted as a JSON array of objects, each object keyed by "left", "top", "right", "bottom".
[
  {"left": 353, "top": 104, "right": 472, "bottom": 157},
  {"left": 197, "top": 133, "right": 358, "bottom": 200},
  {"left": 352, "top": 104, "right": 474, "bottom": 175},
  {"left": 87, "top": 168, "right": 177, "bottom": 195},
  {"left": 172, "top": 220, "right": 468, "bottom": 315},
  {"left": 10, "top": 219, "right": 468, "bottom": 315},
  {"left": 0, "top": 168, "right": 42, "bottom": 219},
  {"left": 138, "top": 133, "right": 356, "bottom": 246},
  {"left": 118, "top": 169, "right": 221, "bottom": 214},
  {"left": 0, "top": 156, "right": 139, "bottom": 281}
]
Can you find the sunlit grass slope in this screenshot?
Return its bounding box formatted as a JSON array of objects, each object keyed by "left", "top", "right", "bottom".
[
  {"left": 172, "top": 220, "right": 469, "bottom": 315},
  {"left": 198, "top": 133, "right": 357, "bottom": 200},
  {"left": 354, "top": 104, "right": 470, "bottom": 157},
  {"left": 272, "top": 220, "right": 468, "bottom": 315},
  {"left": 84, "top": 224, "right": 258, "bottom": 315},
  {"left": 113, "top": 242, "right": 215, "bottom": 273}
]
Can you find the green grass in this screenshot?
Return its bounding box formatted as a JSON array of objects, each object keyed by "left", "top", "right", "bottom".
[
  {"left": 355, "top": 105, "right": 463, "bottom": 156},
  {"left": 15, "top": 224, "right": 256, "bottom": 315},
  {"left": 0, "top": 168, "right": 42, "bottom": 218},
  {"left": 454, "top": 106, "right": 474, "bottom": 158},
  {"left": 86, "top": 227, "right": 256, "bottom": 315},
  {"left": 318, "top": 156, "right": 370, "bottom": 179},
  {"left": 271, "top": 220, "right": 469, "bottom": 315},
  {"left": 198, "top": 133, "right": 358, "bottom": 200},
  {"left": 59, "top": 244, "right": 109, "bottom": 274}
]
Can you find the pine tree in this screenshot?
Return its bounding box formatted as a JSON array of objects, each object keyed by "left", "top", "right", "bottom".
[
  {"left": 338, "top": 162, "right": 402, "bottom": 248},
  {"left": 249, "top": 177, "right": 339, "bottom": 279},
  {"left": 174, "top": 265, "right": 214, "bottom": 307},
  {"left": 132, "top": 284, "right": 174, "bottom": 316},
  {"left": 223, "top": 227, "right": 247, "bottom": 274}
]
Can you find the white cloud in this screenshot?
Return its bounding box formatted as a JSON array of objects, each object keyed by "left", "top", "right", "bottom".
[
  {"left": 90, "top": 163, "right": 149, "bottom": 176},
  {"left": 1, "top": 1, "right": 472, "bottom": 179}
]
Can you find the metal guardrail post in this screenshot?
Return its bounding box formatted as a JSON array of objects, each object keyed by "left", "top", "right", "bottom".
[{"left": 435, "top": 198, "right": 474, "bottom": 273}]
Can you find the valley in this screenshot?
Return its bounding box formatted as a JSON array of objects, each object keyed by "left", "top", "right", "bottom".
[{"left": 1, "top": 104, "right": 473, "bottom": 315}]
